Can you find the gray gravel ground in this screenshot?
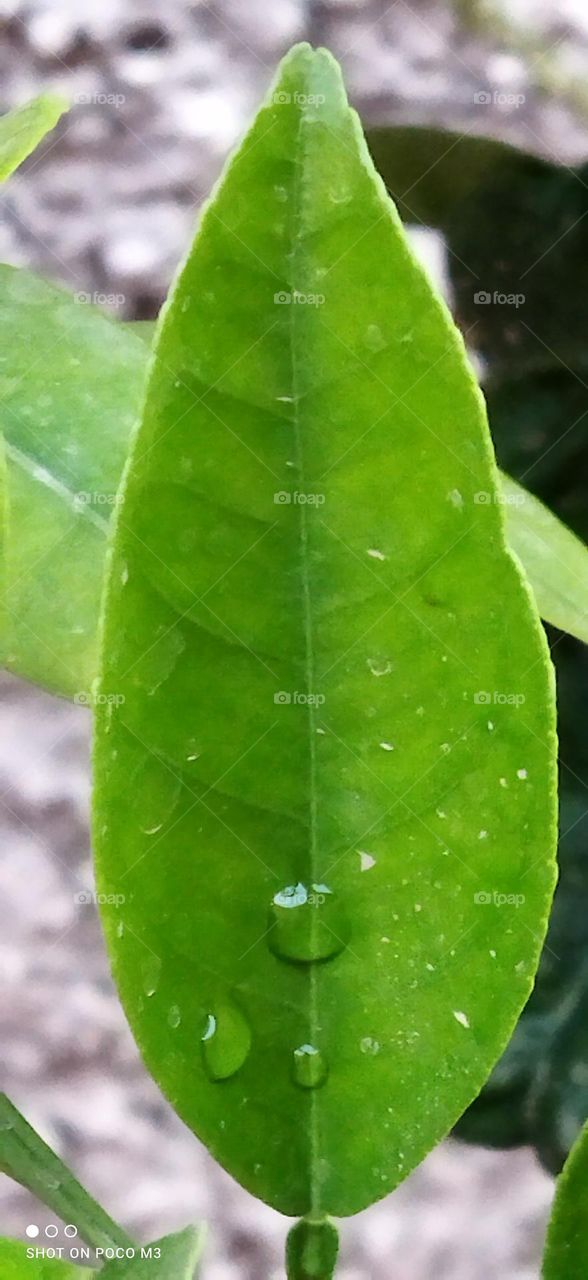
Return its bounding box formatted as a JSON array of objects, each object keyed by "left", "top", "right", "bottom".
[{"left": 1, "top": 1, "right": 587, "bottom": 1275}]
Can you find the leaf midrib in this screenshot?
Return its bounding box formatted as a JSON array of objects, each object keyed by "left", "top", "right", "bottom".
[{"left": 290, "top": 84, "right": 321, "bottom": 1215}]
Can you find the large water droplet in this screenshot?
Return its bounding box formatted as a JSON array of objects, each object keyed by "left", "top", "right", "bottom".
[
  {"left": 201, "top": 1001, "right": 251, "bottom": 1081},
  {"left": 292, "top": 1043, "right": 328, "bottom": 1090},
  {"left": 269, "top": 882, "right": 350, "bottom": 964}
]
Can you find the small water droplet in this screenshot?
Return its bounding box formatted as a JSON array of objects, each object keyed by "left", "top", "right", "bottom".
[
  {"left": 367, "top": 547, "right": 386, "bottom": 562},
  {"left": 142, "top": 955, "right": 161, "bottom": 998},
  {"left": 453, "top": 1010, "right": 470, "bottom": 1028},
  {"left": 478, "top": 829, "right": 488, "bottom": 840},
  {"left": 363, "top": 324, "right": 387, "bottom": 353},
  {"left": 168, "top": 1004, "right": 181, "bottom": 1029},
  {"left": 367, "top": 657, "right": 392, "bottom": 677},
  {"left": 292, "top": 1043, "right": 328, "bottom": 1089},
  {"left": 116, "top": 919, "right": 124, "bottom": 939},
  {"left": 358, "top": 850, "right": 376, "bottom": 872},
  {"left": 269, "top": 882, "right": 350, "bottom": 964},
  {"left": 517, "top": 768, "right": 528, "bottom": 780},
  {"left": 201, "top": 1001, "right": 251, "bottom": 1081},
  {"left": 180, "top": 296, "right": 191, "bottom": 313},
  {"left": 120, "top": 563, "right": 129, "bottom": 586},
  {"left": 447, "top": 488, "right": 464, "bottom": 508},
  {"left": 360, "top": 1036, "right": 380, "bottom": 1056},
  {"left": 379, "top": 741, "right": 394, "bottom": 752}
]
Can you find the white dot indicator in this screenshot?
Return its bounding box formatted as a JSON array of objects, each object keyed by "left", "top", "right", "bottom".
[
  {"left": 64, "top": 1224, "right": 78, "bottom": 1238},
  {"left": 46, "top": 1224, "right": 59, "bottom": 1238},
  {"left": 25, "top": 1225, "right": 39, "bottom": 1238}
]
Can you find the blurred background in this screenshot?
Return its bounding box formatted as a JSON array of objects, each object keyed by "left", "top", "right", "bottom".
[{"left": 2, "top": 1, "right": 588, "bottom": 1276}]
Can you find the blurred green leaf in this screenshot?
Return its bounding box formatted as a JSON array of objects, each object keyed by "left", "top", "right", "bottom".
[
  {"left": 0, "top": 1237, "right": 88, "bottom": 1279},
  {"left": 543, "top": 1120, "right": 588, "bottom": 1278},
  {"left": 0, "top": 265, "right": 147, "bottom": 698},
  {"left": 501, "top": 473, "right": 588, "bottom": 644},
  {"left": 100, "top": 1227, "right": 204, "bottom": 1279},
  {"left": 0, "top": 1095, "right": 134, "bottom": 1254},
  {"left": 0, "top": 95, "right": 67, "bottom": 182},
  {"left": 93, "top": 42, "right": 556, "bottom": 1218}
]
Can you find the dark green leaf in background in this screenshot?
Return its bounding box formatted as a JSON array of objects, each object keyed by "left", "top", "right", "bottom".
[{"left": 0, "top": 95, "right": 67, "bottom": 183}]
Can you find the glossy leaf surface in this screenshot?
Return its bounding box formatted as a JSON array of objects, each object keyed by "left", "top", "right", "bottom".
[
  {"left": 96, "top": 44, "right": 553, "bottom": 1216},
  {"left": 543, "top": 1121, "right": 588, "bottom": 1279},
  {"left": 0, "top": 94, "right": 67, "bottom": 182}
]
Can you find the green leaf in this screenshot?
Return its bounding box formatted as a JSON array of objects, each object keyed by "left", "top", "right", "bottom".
[
  {"left": 0, "top": 269, "right": 585, "bottom": 705},
  {"left": 0, "top": 1095, "right": 134, "bottom": 1254},
  {"left": 0, "top": 1238, "right": 88, "bottom": 1279},
  {"left": 543, "top": 1120, "right": 588, "bottom": 1278},
  {"left": 93, "top": 43, "right": 557, "bottom": 1217},
  {"left": 500, "top": 473, "right": 588, "bottom": 644},
  {"left": 100, "top": 1227, "right": 204, "bottom": 1279},
  {"left": 0, "top": 265, "right": 148, "bottom": 698},
  {"left": 0, "top": 95, "right": 67, "bottom": 182}
]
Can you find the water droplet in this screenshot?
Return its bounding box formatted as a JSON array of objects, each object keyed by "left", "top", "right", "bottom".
[
  {"left": 517, "top": 768, "right": 528, "bottom": 780},
  {"left": 379, "top": 741, "right": 394, "bottom": 752},
  {"left": 447, "top": 488, "right": 464, "bottom": 508},
  {"left": 269, "top": 882, "right": 350, "bottom": 964},
  {"left": 478, "top": 829, "right": 488, "bottom": 840},
  {"left": 180, "top": 296, "right": 191, "bottom": 313},
  {"left": 440, "top": 742, "right": 450, "bottom": 754},
  {"left": 367, "top": 656, "right": 392, "bottom": 677},
  {"left": 168, "top": 1004, "right": 181, "bottom": 1029},
  {"left": 142, "top": 955, "right": 161, "bottom": 998},
  {"left": 274, "top": 184, "right": 288, "bottom": 203},
  {"left": 116, "top": 919, "right": 124, "bottom": 939},
  {"left": 292, "top": 1043, "right": 328, "bottom": 1089},
  {"left": 363, "top": 324, "right": 387, "bottom": 353},
  {"left": 329, "top": 184, "right": 351, "bottom": 205},
  {"left": 358, "top": 850, "right": 376, "bottom": 872},
  {"left": 367, "top": 547, "right": 386, "bottom": 562},
  {"left": 360, "top": 1036, "right": 380, "bottom": 1056},
  {"left": 120, "top": 563, "right": 129, "bottom": 586},
  {"left": 453, "top": 1010, "right": 470, "bottom": 1028},
  {"left": 201, "top": 1001, "right": 251, "bottom": 1081}
]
